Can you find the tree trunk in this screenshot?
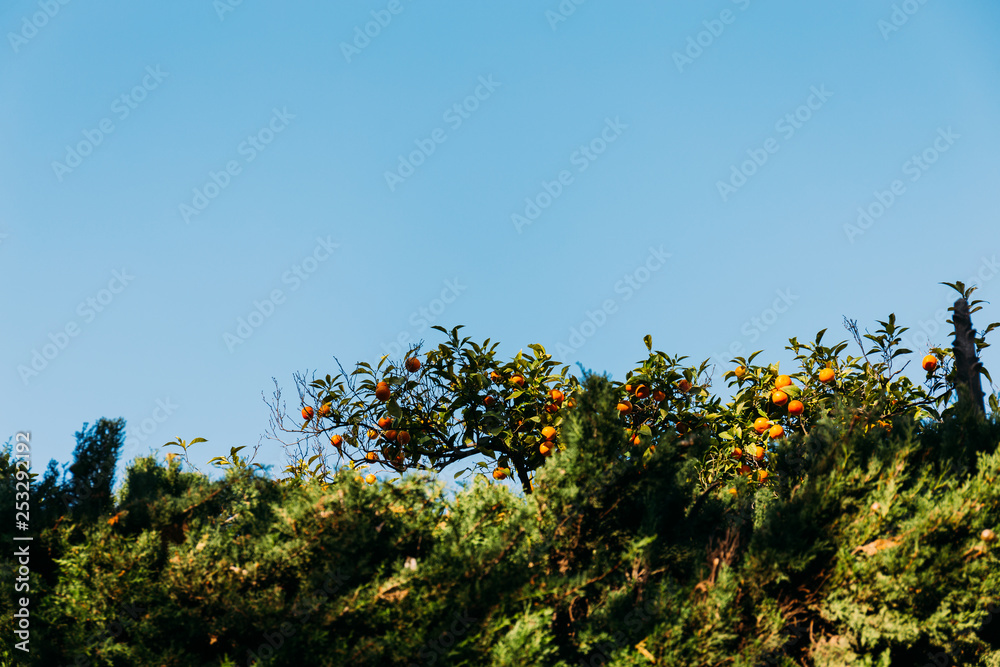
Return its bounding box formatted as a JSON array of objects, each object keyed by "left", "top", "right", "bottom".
[{"left": 952, "top": 298, "right": 985, "bottom": 417}]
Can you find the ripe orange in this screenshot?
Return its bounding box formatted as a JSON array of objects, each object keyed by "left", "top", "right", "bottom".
[
  {"left": 775, "top": 375, "right": 792, "bottom": 389},
  {"left": 677, "top": 379, "right": 692, "bottom": 393},
  {"left": 511, "top": 375, "right": 525, "bottom": 388},
  {"left": 739, "top": 464, "right": 752, "bottom": 476},
  {"left": 676, "top": 422, "right": 689, "bottom": 435},
  {"left": 922, "top": 354, "right": 938, "bottom": 372},
  {"left": 490, "top": 371, "right": 502, "bottom": 382},
  {"left": 753, "top": 417, "right": 771, "bottom": 434},
  {"left": 635, "top": 385, "right": 651, "bottom": 399},
  {"left": 549, "top": 389, "right": 565, "bottom": 404},
  {"left": 318, "top": 402, "right": 332, "bottom": 418},
  {"left": 301, "top": 406, "right": 314, "bottom": 421},
  {"left": 545, "top": 403, "right": 559, "bottom": 414},
  {"left": 566, "top": 398, "right": 576, "bottom": 408},
  {"left": 374, "top": 382, "right": 391, "bottom": 402},
  {"left": 769, "top": 424, "right": 784, "bottom": 439},
  {"left": 732, "top": 447, "right": 743, "bottom": 460},
  {"left": 378, "top": 416, "right": 393, "bottom": 428},
  {"left": 539, "top": 443, "right": 553, "bottom": 456},
  {"left": 624, "top": 384, "right": 634, "bottom": 394},
  {"left": 541, "top": 426, "right": 556, "bottom": 440},
  {"left": 728, "top": 488, "right": 738, "bottom": 497},
  {"left": 617, "top": 401, "right": 633, "bottom": 414},
  {"left": 733, "top": 366, "right": 746, "bottom": 379},
  {"left": 771, "top": 390, "right": 788, "bottom": 406},
  {"left": 405, "top": 357, "right": 421, "bottom": 373},
  {"left": 384, "top": 429, "right": 398, "bottom": 441},
  {"left": 365, "top": 474, "right": 376, "bottom": 484},
  {"left": 397, "top": 430, "right": 410, "bottom": 445},
  {"left": 365, "top": 452, "right": 378, "bottom": 462},
  {"left": 652, "top": 390, "right": 666, "bottom": 402},
  {"left": 630, "top": 434, "right": 641, "bottom": 446},
  {"left": 492, "top": 468, "right": 507, "bottom": 481},
  {"left": 367, "top": 429, "right": 378, "bottom": 439},
  {"left": 757, "top": 470, "right": 769, "bottom": 483},
  {"left": 787, "top": 400, "right": 804, "bottom": 416},
  {"left": 753, "top": 445, "right": 765, "bottom": 461},
  {"left": 484, "top": 395, "right": 497, "bottom": 407},
  {"left": 330, "top": 434, "right": 343, "bottom": 448},
  {"left": 818, "top": 368, "right": 835, "bottom": 383}
]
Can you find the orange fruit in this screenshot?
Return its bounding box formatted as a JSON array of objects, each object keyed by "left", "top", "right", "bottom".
[
  {"left": 377, "top": 416, "right": 393, "bottom": 428},
  {"left": 545, "top": 403, "right": 559, "bottom": 414},
  {"left": 634, "top": 385, "right": 651, "bottom": 399},
  {"left": 771, "top": 390, "right": 788, "bottom": 406},
  {"left": 818, "top": 368, "right": 835, "bottom": 383},
  {"left": 677, "top": 379, "right": 692, "bottom": 393},
  {"left": 982, "top": 529, "right": 996, "bottom": 543},
  {"left": 405, "top": 357, "right": 421, "bottom": 373},
  {"left": 624, "top": 384, "right": 634, "bottom": 394},
  {"left": 757, "top": 470, "right": 769, "bottom": 483},
  {"left": 787, "top": 400, "right": 804, "bottom": 416},
  {"left": 384, "top": 429, "right": 398, "bottom": 441},
  {"left": 374, "top": 382, "right": 391, "bottom": 402},
  {"left": 769, "top": 424, "right": 784, "bottom": 439},
  {"left": 365, "top": 452, "right": 378, "bottom": 462},
  {"left": 733, "top": 366, "right": 746, "bottom": 379},
  {"left": 301, "top": 406, "right": 314, "bottom": 421},
  {"left": 539, "top": 443, "right": 553, "bottom": 456},
  {"left": 318, "top": 402, "right": 332, "bottom": 418},
  {"left": 367, "top": 429, "right": 378, "bottom": 439},
  {"left": 566, "top": 398, "right": 576, "bottom": 408},
  {"left": 652, "top": 390, "right": 666, "bottom": 402},
  {"left": 541, "top": 426, "right": 556, "bottom": 440},
  {"left": 731, "top": 447, "right": 743, "bottom": 460},
  {"left": 549, "top": 389, "right": 565, "bottom": 404},
  {"left": 631, "top": 434, "right": 642, "bottom": 446},
  {"left": 490, "top": 371, "right": 502, "bottom": 382},
  {"left": 753, "top": 445, "right": 765, "bottom": 461},
  {"left": 753, "top": 417, "right": 771, "bottom": 434},
  {"left": 397, "top": 430, "right": 410, "bottom": 445},
  {"left": 492, "top": 468, "right": 507, "bottom": 481},
  {"left": 739, "top": 464, "right": 752, "bottom": 476},
  {"left": 617, "top": 401, "right": 633, "bottom": 414},
  {"left": 775, "top": 375, "right": 792, "bottom": 389},
  {"left": 676, "top": 422, "right": 689, "bottom": 435},
  {"left": 365, "top": 474, "right": 376, "bottom": 484},
  {"left": 728, "top": 488, "right": 738, "bottom": 497},
  {"left": 922, "top": 354, "right": 938, "bottom": 372},
  {"left": 330, "top": 434, "right": 343, "bottom": 448},
  {"left": 511, "top": 375, "right": 525, "bottom": 388},
  {"left": 484, "top": 395, "right": 497, "bottom": 407}
]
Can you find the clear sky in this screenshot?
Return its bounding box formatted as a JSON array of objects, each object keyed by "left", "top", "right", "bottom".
[{"left": 3, "top": 0, "right": 999, "bottom": 487}]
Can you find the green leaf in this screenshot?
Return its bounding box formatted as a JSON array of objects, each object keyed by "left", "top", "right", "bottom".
[
  {"left": 190, "top": 438, "right": 207, "bottom": 445},
  {"left": 643, "top": 335, "right": 652, "bottom": 351}
]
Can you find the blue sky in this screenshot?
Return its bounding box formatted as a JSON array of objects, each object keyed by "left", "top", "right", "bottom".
[{"left": 3, "top": 0, "right": 999, "bottom": 487}]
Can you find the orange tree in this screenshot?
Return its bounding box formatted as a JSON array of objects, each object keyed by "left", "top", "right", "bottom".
[{"left": 266, "top": 326, "right": 576, "bottom": 494}]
